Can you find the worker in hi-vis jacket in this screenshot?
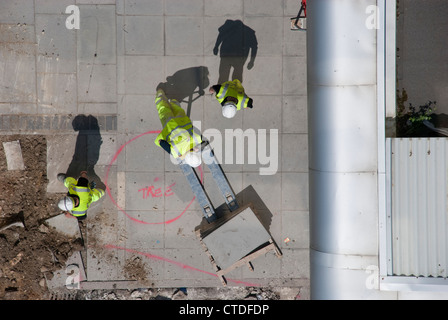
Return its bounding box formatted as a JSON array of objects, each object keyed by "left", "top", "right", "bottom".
[
  {"left": 57, "top": 171, "right": 105, "bottom": 220},
  {"left": 154, "top": 87, "right": 203, "bottom": 168},
  {"left": 209, "top": 79, "right": 253, "bottom": 119}
]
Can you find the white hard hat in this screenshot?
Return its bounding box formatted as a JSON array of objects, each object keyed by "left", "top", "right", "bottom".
[
  {"left": 58, "top": 196, "right": 74, "bottom": 211},
  {"left": 184, "top": 150, "right": 202, "bottom": 168},
  {"left": 222, "top": 102, "right": 237, "bottom": 119},
  {"left": 57, "top": 173, "right": 66, "bottom": 182}
]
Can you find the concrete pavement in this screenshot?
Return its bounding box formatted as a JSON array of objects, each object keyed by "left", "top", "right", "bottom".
[{"left": 0, "top": 0, "right": 309, "bottom": 291}]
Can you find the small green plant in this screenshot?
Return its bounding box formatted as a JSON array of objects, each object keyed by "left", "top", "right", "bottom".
[{"left": 396, "top": 88, "right": 436, "bottom": 137}]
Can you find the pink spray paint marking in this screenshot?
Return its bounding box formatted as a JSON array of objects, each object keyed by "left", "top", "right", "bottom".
[
  {"left": 103, "top": 134, "right": 259, "bottom": 287},
  {"left": 104, "top": 130, "right": 203, "bottom": 225},
  {"left": 138, "top": 178, "right": 176, "bottom": 199},
  {"left": 105, "top": 244, "right": 260, "bottom": 287}
]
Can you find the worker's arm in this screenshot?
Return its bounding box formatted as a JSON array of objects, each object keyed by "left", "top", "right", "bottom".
[
  {"left": 91, "top": 188, "right": 105, "bottom": 202},
  {"left": 209, "top": 85, "right": 221, "bottom": 95},
  {"left": 63, "top": 177, "right": 77, "bottom": 189}
]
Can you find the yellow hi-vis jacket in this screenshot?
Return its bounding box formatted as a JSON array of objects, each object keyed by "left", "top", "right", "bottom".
[
  {"left": 64, "top": 177, "right": 105, "bottom": 217},
  {"left": 215, "top": 79, "right": 250, "bottom": 110},
  {"left": 154, "top": 117, "right": 202, "bottom": 158}
]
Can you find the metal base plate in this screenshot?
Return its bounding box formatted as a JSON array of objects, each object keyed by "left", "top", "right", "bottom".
[{"left": 200, "top": 206, "right": 272, "bottom": 270}]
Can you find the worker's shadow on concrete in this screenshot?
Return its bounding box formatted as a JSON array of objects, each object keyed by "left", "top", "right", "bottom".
[
  {"left": 157, "top": 66, "right": 210, "bottom": 118},
  {"left": 213, "top": 19, "right": 258, "bottom": 84},
  {"left": 64, "top": 114, "right": 105, "bottom": 190}
]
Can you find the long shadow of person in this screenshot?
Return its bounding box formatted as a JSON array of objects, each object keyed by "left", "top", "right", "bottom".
[
  {"left": 157, "top": 66, "right": 210, "bottom": 117},
  {"left": 65, "top": 114, "right": 105, "bottom": 190},
  {"left": 213, "top": 19, "right": 258, "bottom": 84}
]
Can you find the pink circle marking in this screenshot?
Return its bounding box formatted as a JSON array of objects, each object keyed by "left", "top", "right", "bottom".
[{"left": 104, "top": 130, "right": 202, "bottom": 225}]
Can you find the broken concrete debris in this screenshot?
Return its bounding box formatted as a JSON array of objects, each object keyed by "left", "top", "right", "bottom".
[{"left": 2, "top": 140, "right": 25, "bottom": 171}]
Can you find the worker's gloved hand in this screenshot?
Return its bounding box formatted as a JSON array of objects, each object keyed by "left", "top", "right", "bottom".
[
  {"left": 89, "top": 181, "right": 96, "bottom": 189},
  {"left": 247, "top": 98, "right": 254, "bottom": 109}
]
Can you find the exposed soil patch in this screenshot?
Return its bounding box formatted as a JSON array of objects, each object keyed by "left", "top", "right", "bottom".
[
  {"left": 124, "top": 256, "right": 149, "bottom": 281},
  {"left": 0, "top": 135, "right": 82, "bottom": 300}
]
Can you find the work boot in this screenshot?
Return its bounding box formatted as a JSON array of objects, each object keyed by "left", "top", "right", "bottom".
[{"left": 57, "top": 173, "right": 66, "bottom": 182}]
